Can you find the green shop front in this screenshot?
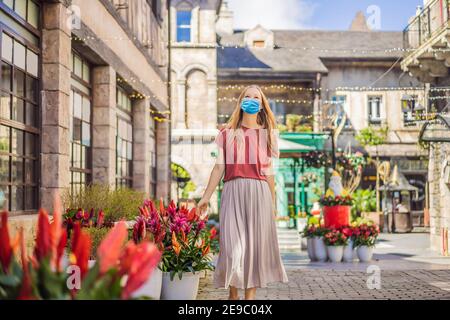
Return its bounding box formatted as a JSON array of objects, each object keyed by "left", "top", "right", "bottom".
[{"left": 275, "top": 133, "right": 328, "bottom": 228}]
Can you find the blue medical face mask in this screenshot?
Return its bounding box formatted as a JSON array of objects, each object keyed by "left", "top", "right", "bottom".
[{"left": 240, "top": 98, "right": 261, "bottom": 114}]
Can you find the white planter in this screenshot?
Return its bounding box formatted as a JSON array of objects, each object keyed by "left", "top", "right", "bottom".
[
  {"left": 343, "top": 239, "right": 355, "bottom": 262},
  {"left": 161, "top": 272, "right": 200, "bottom": 300},
  {"left": 312, "top": 236, "right": 327, "bottom": 262},
  {"left": 306, "top": 238, "right": 317, "bottom": 261},
  {"left": 131, "top": 267, "right": 163, "bottom": 300},
  {"left": 326, "top": 246, "right": 344, "bottom": 263},
  {"left": 357, "top": 246, "right": 374, "bottom": 262}
]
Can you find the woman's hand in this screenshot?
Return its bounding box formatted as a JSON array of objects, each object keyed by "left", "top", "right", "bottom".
[{"left": 197, "top": 197, "right": 209, "bottom": 214}]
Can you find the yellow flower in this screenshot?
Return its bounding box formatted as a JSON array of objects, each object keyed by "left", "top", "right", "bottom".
[{"left": 325, "top": 189, "right": 335, "bottom": 198}]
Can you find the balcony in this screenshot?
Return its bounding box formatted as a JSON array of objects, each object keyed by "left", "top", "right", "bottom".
[{"left": 401, "top": 0, "right": 450, "bottom": 82}]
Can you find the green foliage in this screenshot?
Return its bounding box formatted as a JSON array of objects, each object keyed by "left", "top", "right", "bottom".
[
  {"left": 351, "top": 189, "right": 377, "bottom": 219},
  {"left": 277, "top": 124, "right": 288, "bottom": 133},
  {"left": 171, "top": 163, "right": 191, "bottom": 179},
  {"left": 182, "top": 181, "right": 196, "bottom": 199},
  {"left": 62, "top": 184, "right": 145, "bottom": 223},
  {"left": 355, "top": 125, "right": 388, "bottom": 147}
]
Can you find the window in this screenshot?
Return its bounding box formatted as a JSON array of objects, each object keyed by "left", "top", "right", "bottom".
[
  {"left": 176, "top": 8, "right": 192, "bottom": 42},
  {"left": 69, "top": 52, "right": 92, "bottom": 194},
  {"left": 0, "top": 31, "right": 39, "bottom": 212},
  {"left": 253, "top": 40, "right": 265, "bottom": 48},
  {"left": 1, "top": 0, "right": 40, "bottom": 29},
  {"left": 368, "top": 96, "right": 382, "bottom": 124},
  {"left": 402, "top": 95, "right": 424, "bottom": 126},
  {"left": 116, "top": 87, "right": 133, "bottom": 188},
  {"left": 149, "top": 112, "right": 156, "bottom": 198},
  {"left": 332, "top": 95, "right": 351, "bottom": 129}
]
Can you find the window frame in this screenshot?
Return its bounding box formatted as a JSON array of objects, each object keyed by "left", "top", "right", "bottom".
[
  {"left": 367, "top": 95, "right": 382, "bottom": 125},
  {"left": 0, "top": 0, "right": 41, "bottom": 36},
  {"left": 0, "top": 25, "right": 40, "bottom": 214},
  {"left": 115, "top": 86, "right": 133, "bottom": 188},
  {"left": 176, "top": 8, "right": 192, "bottom": 43}
]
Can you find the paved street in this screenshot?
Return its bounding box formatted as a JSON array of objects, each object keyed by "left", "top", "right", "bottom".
[{"left": 197, "top": 230, "right": 450, "bottom": 300}]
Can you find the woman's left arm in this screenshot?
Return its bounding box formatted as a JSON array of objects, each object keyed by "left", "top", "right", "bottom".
[{"left": 267, "top": 174, "right": 276, "bottom": 216}]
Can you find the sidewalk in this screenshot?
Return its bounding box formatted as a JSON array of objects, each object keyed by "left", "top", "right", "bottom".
[{"left": 197, "top": 230, "right": 450, "bottom": 300}]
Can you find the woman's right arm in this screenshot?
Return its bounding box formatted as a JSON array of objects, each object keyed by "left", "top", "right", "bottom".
[{"left": 197, "top": 147, "right": 225, "bottom": 213}]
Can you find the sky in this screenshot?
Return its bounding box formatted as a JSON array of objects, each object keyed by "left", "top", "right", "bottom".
[{"left": 227, "top": 0, "right": 425, "bottom": 31}]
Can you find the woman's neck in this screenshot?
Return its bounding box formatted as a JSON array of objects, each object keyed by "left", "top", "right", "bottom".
[{"left": 241, "top": 114, "right": 261, "bottom": 129}]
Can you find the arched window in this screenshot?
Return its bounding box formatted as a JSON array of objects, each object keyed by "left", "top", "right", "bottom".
[
  {"left": 176, "top": 2, "right": 192, "bottom": 42},
  {"left": 186, "top": 69, "right": 207, "bottom": 128}
]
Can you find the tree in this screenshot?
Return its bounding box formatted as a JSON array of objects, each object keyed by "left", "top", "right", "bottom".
[{"left": 355, "top": 125, "right": 388, "bottom": 212}]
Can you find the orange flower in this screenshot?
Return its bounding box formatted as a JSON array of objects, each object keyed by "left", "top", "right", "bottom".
[
  {"left": 34, "top": 209, "right": 52, "bottom": 263},
  {"left": 50, "top": 195, "right": 65, "bottom": 270},
  {"left": 120, "top": 241, "right": 162, "bottom": 299},
  {"left": 202, "top": 245, "right": 210, "bottom": 257},
  {"left": 171, "top": 232, "right": 181, "bottom": 256},
  {"left": 18, "top": 228, "right": 34, "bottom": 300},
  {"left": 70, "top": 223, "right": 91, "bottom": 278},
  {"left": 97, "top": 221, "right": 128, "bottom": 274},
  {"left": 180, "top": 229, "right": 188, "bottom": 246},
  {"left": 139, "top": 206, "right": 150, "bottom": 218},
  {"left": 159, "top": 197, "right": 166, "bottom": 216},
  {"left": 186, "top": 207, "right": 198, "bottom": 222}
]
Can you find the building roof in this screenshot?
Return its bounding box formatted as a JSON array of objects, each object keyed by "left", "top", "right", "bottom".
[{"left": 218, "top": 29, "right": 404, "bottom": 74}]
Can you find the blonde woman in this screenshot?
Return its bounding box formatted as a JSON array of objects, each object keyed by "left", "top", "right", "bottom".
[{"left": 197, "top": 85, "right": 288, "bottom": 300}]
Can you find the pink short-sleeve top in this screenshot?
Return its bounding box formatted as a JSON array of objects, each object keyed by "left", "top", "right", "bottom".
[{"left": 215, "top": 125, "right": 279, "bottom": 182}]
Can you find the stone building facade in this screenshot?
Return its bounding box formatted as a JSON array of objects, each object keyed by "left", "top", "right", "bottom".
[
  {"left": 169, "top": 0, "right": 220, "bottom": 208},
  {"left": 0, "top": 0, "right": 170, "bottom": 233},
  {"left": 401, "top": 0, "right": 450, "bottom": 253}
]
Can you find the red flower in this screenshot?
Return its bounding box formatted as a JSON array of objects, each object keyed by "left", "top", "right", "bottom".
[
  {"left": 34, "top": 209, "right": 52, "bottom": 263},
  {"left": 56, "top": 230, "right": 67, "bottom": 272},
  {"left": 97, "top": 221, "right": 128, "bottom": 274},
  {"left": 209, "top": 227, "right": 217, "bottom": 239},
  {"left": 97, "top": 210, "right": 105, "bottom": 228},
  {"left": 70, "top": 223, "right": 91, "bottom": 278},
  {"left": 202, "top": 244, "right": 210, "bottom": 257},
  {"left": 119, "top": 241, "right": 162, "bottom": 299},
  {"left": 18, "top": 229, "right": 34, "bottom": 300},
  {"left": 0, "top": 212, "right": 13, "bottom": 273},
  {"left": 139, "top": 206, "right": 150, "bottom": 218}
]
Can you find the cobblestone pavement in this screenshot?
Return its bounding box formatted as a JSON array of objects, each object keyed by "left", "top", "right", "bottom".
[{"left": 197, "top": 231, "right": 450, "bottom": 300}]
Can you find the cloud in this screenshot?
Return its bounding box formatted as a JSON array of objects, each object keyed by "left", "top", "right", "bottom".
[{"left": 227, "top": 0, "right": 317, "bottom": 30}]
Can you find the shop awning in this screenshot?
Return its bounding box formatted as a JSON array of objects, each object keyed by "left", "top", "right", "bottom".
[{"left": 279, "top": 138, "right": 315, "bottom": 153}]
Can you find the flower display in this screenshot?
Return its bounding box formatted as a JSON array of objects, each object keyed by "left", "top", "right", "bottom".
[
  {"left": 301, "top": 224, "right": 329, "bottom": 238},
  {"left": 132, "top": 199, "right": 215, "bottom": 280},
  {"left": 0, "top": 199, "right": 161, "bottom": 300},
  {"left": 323, "top": 228, "right": 349, "bottom": 246},
  {"left": 319, "top": 194, "right": 353, "bottom": 206},
  {"left": 353, "top": 223, "right": 380, "bottom": 247},
  {"left": 302, "top": 151, "right": 330, "bottom": 168}
]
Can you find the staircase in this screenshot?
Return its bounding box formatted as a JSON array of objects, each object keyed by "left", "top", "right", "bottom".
[{"left": 276, "top": 228, "right": 302, "bottom": 253}]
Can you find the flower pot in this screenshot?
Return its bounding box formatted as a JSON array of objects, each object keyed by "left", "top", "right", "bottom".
[
  {"left": 312, "top": 236, "right": 327, "bottom": 262},
  {"left": 326, "top": 246, "right": 344, "bottom": 262},
  {"left": 306, "top": 237, "right": 317, "bottom": 261},
  {"left": 343, "top": 239, "right": 355, "bottom": 262},
  {"left": 356, "top": 246, "right": 374, "bottom": 262},
  {"left": 323, "top": 205, "right": 350, "bottom": 229},
  {"left": 161, "top": 272, "right": 200, "bottom": 300},
  {"left": 131, "top": 267, "right": 163, "bottom": 300}
]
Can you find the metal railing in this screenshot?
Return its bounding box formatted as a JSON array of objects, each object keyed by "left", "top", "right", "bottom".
[{"left": 403, "top": 0, "right": 450, "bottom": 51}]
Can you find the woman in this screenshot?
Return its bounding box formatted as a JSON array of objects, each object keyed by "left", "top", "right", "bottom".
[{"left": 197, "top": 85, "right": 288, "bottom": 300}]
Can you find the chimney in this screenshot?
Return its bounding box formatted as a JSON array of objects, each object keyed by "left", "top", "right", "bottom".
[
  {"left": 216, "top": 1, "right": 234, "bottom": 36},
  {"left": 349, "top": 11, "right": 370, "bottom": 31}
]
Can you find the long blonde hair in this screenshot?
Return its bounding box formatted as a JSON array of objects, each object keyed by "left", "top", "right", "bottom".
[{"left": 226, "top": 85, "right": 277, "bottom": 152}]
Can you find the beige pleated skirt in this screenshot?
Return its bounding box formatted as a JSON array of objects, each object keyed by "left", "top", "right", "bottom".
[{"left": 213, "top": 177, "right": 289, "bottom": 289}]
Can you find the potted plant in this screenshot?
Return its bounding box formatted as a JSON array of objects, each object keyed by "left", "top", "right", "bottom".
[
  {"left": 135, "top": 199, "right": 214, "bottom": 300},
  {"left": 0, "top": 202, "right": 161, "bottom": 300},
  {"left": 352, "top": 189, "right": 382, "bottom": 229},
  {"left": 354, "top": 223, "right": 380, "bottom": 262},
  {"left": 323, "top": 228, "right": 348, "bottom": 262},
  {"left": 301, "top": 224, "right": 318, "bottom": 261},
  {"left": 340, "top": 225, "right": 357, "bottom": 262},
  {"left": 320, "top": 193, "right": 353, "bottom": 229}
]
